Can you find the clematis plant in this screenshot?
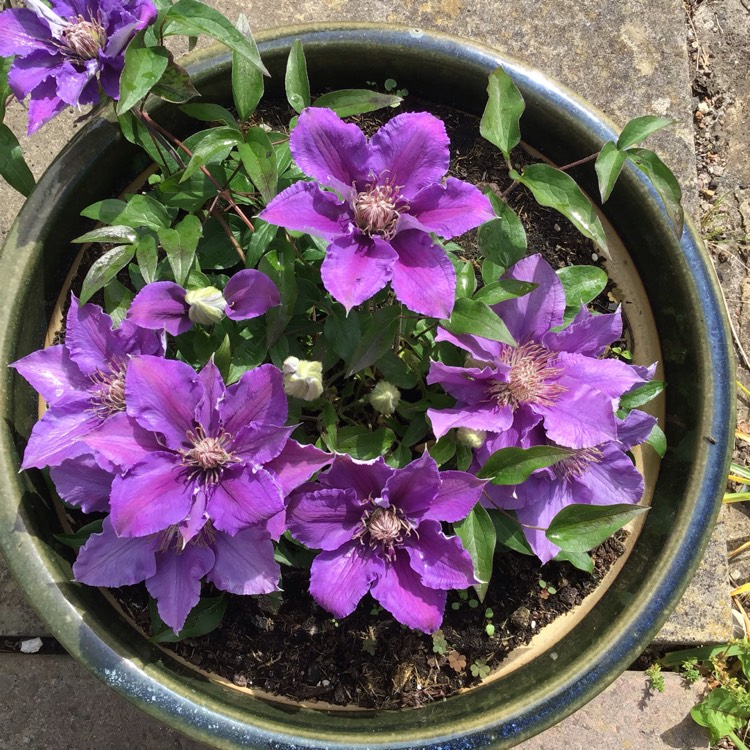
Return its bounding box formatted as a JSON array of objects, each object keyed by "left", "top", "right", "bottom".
[{"left": 4, "top": 12, "right": 678, "bottom": 652}]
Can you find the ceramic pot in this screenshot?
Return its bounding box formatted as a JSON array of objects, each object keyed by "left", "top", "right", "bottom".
[{"left": 0, "top": 24, "right": 734, "bottom": 750}]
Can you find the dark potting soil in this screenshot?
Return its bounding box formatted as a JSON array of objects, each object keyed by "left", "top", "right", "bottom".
[{"left": 54, "top": 96, "right": 633, "bottom": 709}]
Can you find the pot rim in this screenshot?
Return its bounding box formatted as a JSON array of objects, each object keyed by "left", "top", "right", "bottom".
[{"left": 0, "top": 23, "right": 735, "bottom": 750}]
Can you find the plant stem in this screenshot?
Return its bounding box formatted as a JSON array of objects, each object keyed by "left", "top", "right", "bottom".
[
  {"left": 729, "top": 731, "right": 749, "bottom": 750},
  {"left": 556, "top": 152, "right": 599, "bottom": 172}
]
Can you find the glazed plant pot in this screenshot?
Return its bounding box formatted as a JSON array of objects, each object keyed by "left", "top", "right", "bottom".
[{"left": 0, "top": 24, "right": 734, "bottom": 750}]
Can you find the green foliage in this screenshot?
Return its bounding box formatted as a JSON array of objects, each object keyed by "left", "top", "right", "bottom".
[
  {"left": 441, "top": 297, "right": 516, "bottom": 346},
  {"left": 477, "top": 190, "right": 527, "bottom": 270},
  {"left": 55, "top": 519, "right": 104, "bottom": 549},
  {"left": 232, "top": 14, "right": 264, "bottom": 121},
  {"left": 313, "top": 89, "right": 402, "bottom": 117},
  {"left": 454, "top": 504, "right": 496, "bottom": 602},
  {"left": 285, "top": 40, "right": 310, "bottom": 114},
  {"left": 480, "top": 66, "right": 525, "bottom": 164},
  {"left": 0, "top": 124, "right": 35, "bottom": 196},
  {"left": 645, "top": 663, "right": 665, "bottom": 693},
  {"left": 117, "top": 32, "right": 170, "bottom": 114},
  {"left": 149, "top": 595, "right": 227, "bottom": 642},
  {"left": 477, "top": 445, "right": 572, "bottom": 485}
]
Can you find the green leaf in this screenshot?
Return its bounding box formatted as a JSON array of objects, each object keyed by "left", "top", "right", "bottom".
[
  {"left": 179, "top": 103, "right": 238, "bottom": 126},
  {"left": 428, "top": 436, "right": 456, "bottom": 467},
  {"left": 691, "top": 687, "right": 750, "bottom": 745},
  {"left": 514, "top": 163, "right": 608, "bottom": 250},
  {"left": 0, "top": 57, "right": 12, "bottom": 121},
  {"left": 158, "top": 214, "right": 202, "bottom": 286},
  {"left": 488, "top": 509, "right": 534, "bottom": 556},
  {"left": 323, "top": 307, "right": 361, "bottom": 362},
  {"left": 477, "top": 190, "right": 527, "bottom": 269},
  {"left": 118, "top": 111, "right": 170, "bottom": 168},
  {"left": 456, "top": 261, "right": 477, "bottom": 298},
  {"left": 55, "top": 519, "right": 104, "bottom": 550},
  {"left": 163, "top": 0, "right": 268, "bottom": 76},
  {"left": 477, "top": 445, "right": 572, "bottom": 485},
  {"left": 82, "top": 194, "right": 173, "bottom": 230},
  {"left": 441, "top": 297, "right": 516, "bottom": 346},
  {"left": 285, "top": 40, "right": 310, "bottom": 114},
  {"left": 473, "top": 279, "right": 537, "bottom": 305},
  {"left": 244, "top": 219, "right": 277, "bottom": 269},
  {"left": 157, "top": 167, "right": 224, "bottom": 212},
  {"left": 237, "top": 127, "right": 278, "bottom": 203},
  {"left": 0, "top": 124, "right": 34, "bottom": 196},
  {"left": 79, "top": 245, "right": 136, "bottom": 303},
  {"left": 232, "top": 14, "right": 263, "bottom": 120},
  {"left": 346, "top": 306, "right": 400, "bottom": 376},
  {"left": 546, "top": 503, "right": 649, "bottom": 554},
  {"left": 480, "top": 66, "right": 525, "bottom": 162},
  {"left": 624, "top": 147, "right": 684, "bottom": 237},
  {"left": 454, "top": 504, "right": 496, "bottom": 602},
  {"left": 258, "top": 242, "right": 297, "bottom": 346},
  {"left": 375, "top": 350, "right": 419, "bottom": 389},
  {"left": 213, "top": 333, "right": 232, "bottom": 381},
  {"left": 117, "top": 35, "right": 170, "bottom": 115},
  {"left": 151, "top": 57, "right": 199, "bottom": 104},
  {"left": 594, "top": 141, "right": 626, "bottom": 203},
  {"left": 553, "top": 549, "right": 594, "bottom": 573},
  {"left": 619, "top": 380, "right": 665, "bottom": 411},
  {"left": 312, "top": 89, "right": 402, "bottom": 117},
  {"left": 617, "top": 115, "right": 675, "bottom": 150},
  {"left": 150, "top": 595, "right": 228, "bottom": 643},
  {"left": 275, "top": 533, "right": 316, "bottom": 569},
  {"left": 181, "top": 126, "right": 242, "bottom": 181},
  {"left": 556, "top": 265, "right": 608, "bottom": 313},
  {"left": 336, "top": 426, "right": 395, "bottom": 460},
  {"left": 72, "top": 225, "right": 139, "bottom": 245},
  {"left": 645, "top": 423, "right": 667, "bottom": 457},
  {"left": 136, "top": 233, "right": 158, "bottom": 284},
  {"left": 104, "top": 279, "right": 134, "bottom": 327}
]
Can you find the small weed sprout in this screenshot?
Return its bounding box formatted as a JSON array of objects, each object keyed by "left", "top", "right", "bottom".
[
  {"left": 470, "top": 658, "right": 491, "bottom": 680},
  {"left": 646, "top": 663, "right": 666, "bottom": 693},
  {"left": 432, "top": 630, "right": 448, "bottom": 655},
  {"left": 681, "top": 658, "right": 701, "bottom": 685},
  {"left": 448, "top": 651, "right": 467, "bottom": 673}
]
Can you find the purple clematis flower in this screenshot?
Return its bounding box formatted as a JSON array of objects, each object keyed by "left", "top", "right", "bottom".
[
  {"left": 82, "top": 356, "right": 330, "bottom": 544},
  {"left": 127, "top": 270, "right": 280, "bottom": 336},
  {"left": 11, "top": 296, "right": 164, "bottom": 469},
  {"left": 0, "top": 0, "right": 157, "bottom": 134},
  {"left": 286, "top": 452, "right": 484, "bottom": 633},
  {"left": 478, "top": 409, "right": 656, "bottom": 563},
  {"left": 259, "top": 107, "right": 494, "bottom": 318},
  {"left": 74, "top": 517, "right": 281, "bottom": 633},
  {"left": 427, "top": 254, "right": 654, "bottom": 449}
]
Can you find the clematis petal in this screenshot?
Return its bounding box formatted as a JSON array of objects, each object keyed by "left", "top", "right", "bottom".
[
  {"left": 426, "top": 360, "right": 506, "bottom": 403},
  {"left": 56, "top": 59, "right": 98, "bottom": 107},
  {"left": 289, "top": 107, "right": 368, "bottom": 193},
  {"left": 0, "top": 8, "right": 56, "bottom": 57},
  {"left": 616, "top": 409, "right": 657, "bottom": 450},
  {"left": 427, "top": 402, "right": 512, "bottom": 441},
  {"left": 418, "top": 470, "right": 486, "bottom": 523},
  {"left": 49, "top": 454, "right": 113, "bottom": 513},
  {"left": 195, "top": 358, "right": 225, "bottom": 438},
  {"left": 370, "top": 549, "right": 446, "bottom": 633},
  {"left": 206, "top": 466, "right": 284, "bottom": 535},
  {"left": 146, "top": 544, "right": 215, "bottom": 634},
  {"left": 388, "top": 229, "right": 456, "bottom": 319},
  {"left": 286, "top": 487, "right": 362, "bottom": 551},
  {"left": 309, "top": 540, "right": 381, "bottom": 619},
  {"left": 319, "top": 454, "right": 394, "bottom": 501},
  {"left": 109, "top": 453, "right": 195, "bottom": 537},
  {"left": 558, "top": 351, "right": 649, "bottom": 401},
  {"left": 223, "top": 363, "right": 287, "bottom": 432},
  {"left": 535, "top": 378, "right": 618, "bottom": 449},
  {"left": 125, "top": 356, "right": 202, "bottom": 450},
  {"left": 73, "top": 517, "right": 158, "bottom": 587},
  {"left": 224, "top": 269, "right": 280, "bottom": 321},
  {"left": 82, "top": 411, "right": 164, "bottom": 471},
  {"left": 264, "top": 439, "right": 332, "bottom": 496},
  {"left": 434, "top": 327, "right": 502, "bottom": 363},
  {"left": 320, "top": 234, "right": 397, "bottom": 313},
  {"left": 258, "top": 180, "right": 350, "bottom": 239},
  {"left": 368, "top": 112, "right": 449, "bottom": 198},
  {"left": 543, "top": 304, "right": 623, "bottom": 356},
  {"left": 64, "top": 296, "right": 123, "bottom": 376},
  {"left": 576, "top": 443, "right": 644, "bottom": 504},
  {"left": 515, "top": 481, "right": 570, "bottom": 564},
  {"left": 229, "top": 423, "right": 293, "bottom": 466},
  {"left": 404, "top": 520, "right": 477, "bottom": 590},
  {"left": 207, "top": 527, "right": 280, "bottom": 595},
  {"left": 7, "top": 49, "right": 61, "bottom": 99},
  {"left": 21, "top": 403, "right": 100, "bottom": 469},
  {"left": 492, "top": 254, "right": 565, "bottom": 343},
  {"left": 406, "top": 178, "right": 495, "bottom": 239},
  {"left": 383, "top": 452, "right": 440, "bottom": 515},
  {"left": 26, "top": 77, "right": 67, "bottom": 134},
  {"left": 11, "top": 344, "right": 90, "bottom": 406},
  {"left": 127, "top": 281, "right": 192, "bottom": 335}
]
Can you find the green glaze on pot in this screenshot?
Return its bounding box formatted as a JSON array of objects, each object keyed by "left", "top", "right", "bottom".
[{"left": 0, "top": 25, "right": 735, "bottom": 750}]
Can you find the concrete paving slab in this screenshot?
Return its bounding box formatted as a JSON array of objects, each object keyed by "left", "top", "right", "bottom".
[
  {"left": 0, "top": 654, "right": 709, "bottom": 749},
  {"left": 0, "top": 555, "right": 48, "bottom": 637}
]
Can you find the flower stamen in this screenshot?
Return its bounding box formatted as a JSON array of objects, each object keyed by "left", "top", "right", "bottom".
[
  {"left": 553, "top": 447, "right": 604, "bottom": 481},
  {"left": 490, "top": 343, "right": 567, "bottom": 409},
  {"left": 179, "top": 425, "right": 240, "bottom": 485},
  {"left": 62, "top": 15, "right": 106, "bottom": 61},
  {"left": 88, "top": 357, "right": 128, "bottom": 418},
  {"left": 354, "top": 502, "right": 414, "bottom": 560},
  {"left": 352, "top": 177, "right": 408, "bottom": 240}
]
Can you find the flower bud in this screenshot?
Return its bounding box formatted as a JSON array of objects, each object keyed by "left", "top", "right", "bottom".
[
  {"left": 456, "top": 427, "right": 487, "bottom": 449},
  {"left": 184, "top": 286, "right": 227, "bottom": 325},
  {"left": 283, "top": 357, "right": 324, "bottom": 401},
  {"left": 369, "top": 381, "right": 400, "bottom": 416}
]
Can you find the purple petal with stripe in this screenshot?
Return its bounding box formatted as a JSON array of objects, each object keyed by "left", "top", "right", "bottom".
[
  {"left": 223, "top": 363, "right": 287, "bottom": 433},
  {"left": 382, "top": 452, "right": 439, "bottom": 516},
  {"left": 224, "top": 269, "right": 280, "bottom": 321},
  {"left": 127, "top": 281, "right": 191, "bottom": 335},
  {"left": 319, "top": 455, "right": 394, "bottom": 501},
  {"left": 558, "top": 351, "right": 648, "bottom": 401},
  {"left": 81, "top": 411, "right": 163, "bottom": 471},
  {"left": 404, "top": 520, "right": 477, "bottom": 590},
  {"left": 49, "top": 454, "right": 113, "bottom": 513},
  {"left": 543, "top": 304, "right": 623, "bottom": 356},
  {"left": 207, "top": 526, "right": 280, "bottom": 595},
  {"left": 11, "top": 344, "right": 89, "bottom": 406},
  {"left": 286, "top": 487, "right": 362, "bottom": 551},
  {"left": 264, "top": 439, "right": 332, "bottom": 496},
  {"left": 389, "top": 229, "right": 455, "bottom": 319},
  {"left": 368, "top": 112, "right": 449, "bottom": 198}
]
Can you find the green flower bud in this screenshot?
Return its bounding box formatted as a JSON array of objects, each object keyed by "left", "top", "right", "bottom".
[
  {"left": 184, "top": 286, "right": 227, "bottom": 325},
  {"left": 456, "top": 427, "right": 487, "bottom": 449},
  {"left": 369, "top": 381, "right": 400, "bottom": 416},
  {"left": 283, "top": 357, "right": 324, "bottom": 401}
]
